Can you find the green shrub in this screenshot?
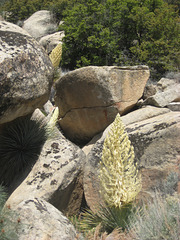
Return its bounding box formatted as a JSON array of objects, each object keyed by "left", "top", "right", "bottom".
[
  {"left": 0, "top": 185, "right": 20, "bottom": 240},
  {"left": 128, "top": 193, "right": 180, "bottom": 240},
  {"left": 60, "top": 0, "right": 179, "bottom": 79},
  {"left": 161, "top": 172, "right": 179, "bottom": 196},
  {"left": 0, "top": 0, "right": 81, "bottom": 23}
]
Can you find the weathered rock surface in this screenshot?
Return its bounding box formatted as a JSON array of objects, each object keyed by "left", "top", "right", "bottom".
[
  {"left": 13, "top": 198, "right": 76, "bottom": 240},
  {"left": 167, "top": 102, "right": 180, "bottom": 111},
  {"left": 83, "top": 109, "right": 180, "bottom": 211},
  {"left": 143, "top": 77, "right": 180, "bottom": 100},
  {"left": 0, "top": 21, "right": 53, "bottom": 124},
  {"left": 144, "top": 85, "right": 180, "bottom": 107},
  {"left": 157, "top": 77, "right": 180, "bottom": 89},
  {"left": 143, "top": 77, "right": 180, "bottom": 107},
  {"left": 143, "top": 82, "right": 158, "bottom": 99},
  {"left": 6, "top": 129, "right": 85, "bottom": 216},
  {"left": 22, "top": 10, "right": 58, "bottom": 39},
  {"left": 121, "top": 105, "right": 170, "bottom": 126},
  {"left": 39, "top": 31, "right": 65, "bottom": 54},
  {"left": 83, "top": 106, "right": 170, "bottom": 155},
  {"left": 0, "top": 15, "right": 4, "bottom": 21},
  {"left": 55, "top": 65, "right": 150, "bottom": 144}
]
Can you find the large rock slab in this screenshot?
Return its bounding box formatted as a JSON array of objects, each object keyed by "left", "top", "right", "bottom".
[
  {"left": 83, "top": 106, "right": 170, "bottom": 155},
  {"left": 55, "top": 65, "right": 150, "bottom": 144},
  {"left": 144, "top": 85, "right": 180, "bottom": 107},
  {"left": 83, "top": 110, "right": 180, "bottom": 211},
  {"left": 22, "top": 10, "right": 58, "bottom": 39},
  {"left": 12, "top": 198, "right": 77, "bottom": 240},
  {"left": 143, "top": 77, "right": 180, "bottom": 107},
  {"left": 0, "top": 21, "right": 53, "bottom": 124},
  {"left": 6, "top": 130, "right": 85, "bottom": 216}
]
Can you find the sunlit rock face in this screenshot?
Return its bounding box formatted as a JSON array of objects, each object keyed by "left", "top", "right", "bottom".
[
  {"left": 0, "top": 21, "right": 53, "bottom": 124},
  {"left": 55, "top": 65, "right": 150, "bottom": 144}
]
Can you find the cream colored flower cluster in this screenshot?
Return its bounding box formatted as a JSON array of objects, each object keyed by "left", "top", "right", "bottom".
[
  {"left": 49, "top": 43, "right": 62, "bottom": 68},
  {"left": 47, "top": 107, "right": 59, "bottom": 128},
  {"left": 99, "top": 113, "right": 141, "bottom": 208}
]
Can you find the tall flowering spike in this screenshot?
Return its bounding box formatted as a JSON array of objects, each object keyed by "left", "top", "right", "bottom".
[
  {"left": 47, "top": 107, "right": 59, "bottom": 128},
  {"left": 99, "top": 113, "right": 141, "bottom": 209},
  {"left": 49, "top": 43, "right": 62, "bottom": 68}
]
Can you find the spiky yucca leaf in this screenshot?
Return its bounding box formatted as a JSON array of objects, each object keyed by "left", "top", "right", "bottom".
[
  {"left": 79, "top": 209, "right": 102, "bottom": 232},
  {"left": 100, "top": 113, "right": 141, "bottom": 208},
  {"left": 46, "top": 107, "right": 59, "bottom": 129},
  {"left": 80, "top": 203, "right": 133, "bottom": 234},
  {"left": 0, "top": 115, "right": 48, "bottom": 186},
  {"left": 49, "top": 43, "right": 62, "bottom": 68}
]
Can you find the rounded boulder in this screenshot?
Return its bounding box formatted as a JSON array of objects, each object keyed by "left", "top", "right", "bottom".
[{"left": 0, "top": 21, "right": 53, "bottom": 124}]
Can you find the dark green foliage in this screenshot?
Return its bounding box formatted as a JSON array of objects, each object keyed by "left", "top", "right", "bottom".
[
  {"left": 129, "top": 2, "right": 180, "bottom": 78},
  {"left": 60, "top": 0, "right": 179, "bottom": 79},
  {"left": 164, "top": 0, "right": 180, "bottom": 14},
  {"left": 1, "top": 0, "right": 44, "bottom": 22},
  {"left": 0, "top": 0, "right": 6, "bottom": 8},
  {"left": 0, "top": 0, "right": 81, "bottom": 23},
  {"left": 1, "top": 0, "right": 179, "bottom": 80},
  {"left": 1, "top": 0, "right": 179, "bottom": 78},
  {"left": 1, "top": 0, "right": 53, "bottom": 22},
  {"left": 48, "top": 0, "right": 80, "bottom": 21},
  {"left": 0, "top": 115, "right": 48, "bottom": 187}
]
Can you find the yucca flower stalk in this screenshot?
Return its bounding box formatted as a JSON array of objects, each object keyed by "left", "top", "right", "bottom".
[
  {"left": 79, "top": 114, "right": 141, "bottom": 235},
  {"left": 99, "top": 113, "right": 141, "bottom": 209},
  {"left": 49, "top": 43, "right": 62, "bottom": 68},
  {"left": 46, "top": 107, "right": 59, "bottom": 137}
]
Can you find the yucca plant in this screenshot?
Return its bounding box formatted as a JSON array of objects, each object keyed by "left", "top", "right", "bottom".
[
  {"left": 80, "top": 203, "right": 134, "bottom": 234},
  {"left": 0, "top": 109, "right": 59, "bottom": 187},
  {"left": 0, "top": 115, "right": 47, "bottom": 186},
  {"left": 80, "top": 113, "right": 141, "bottom": 234}
]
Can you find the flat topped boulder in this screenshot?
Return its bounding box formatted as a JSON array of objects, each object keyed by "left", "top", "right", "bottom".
[
  {"left": 55, "top": 65, "right": 150, "bottom": 144},
  {"left": 0, "top": 21, "right": 53, "bottom": 124}
]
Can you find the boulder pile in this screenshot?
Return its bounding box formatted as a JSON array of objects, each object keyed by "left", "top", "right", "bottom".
[{"left": 0, "top": 18, "right": 180, "bottom": 239}]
